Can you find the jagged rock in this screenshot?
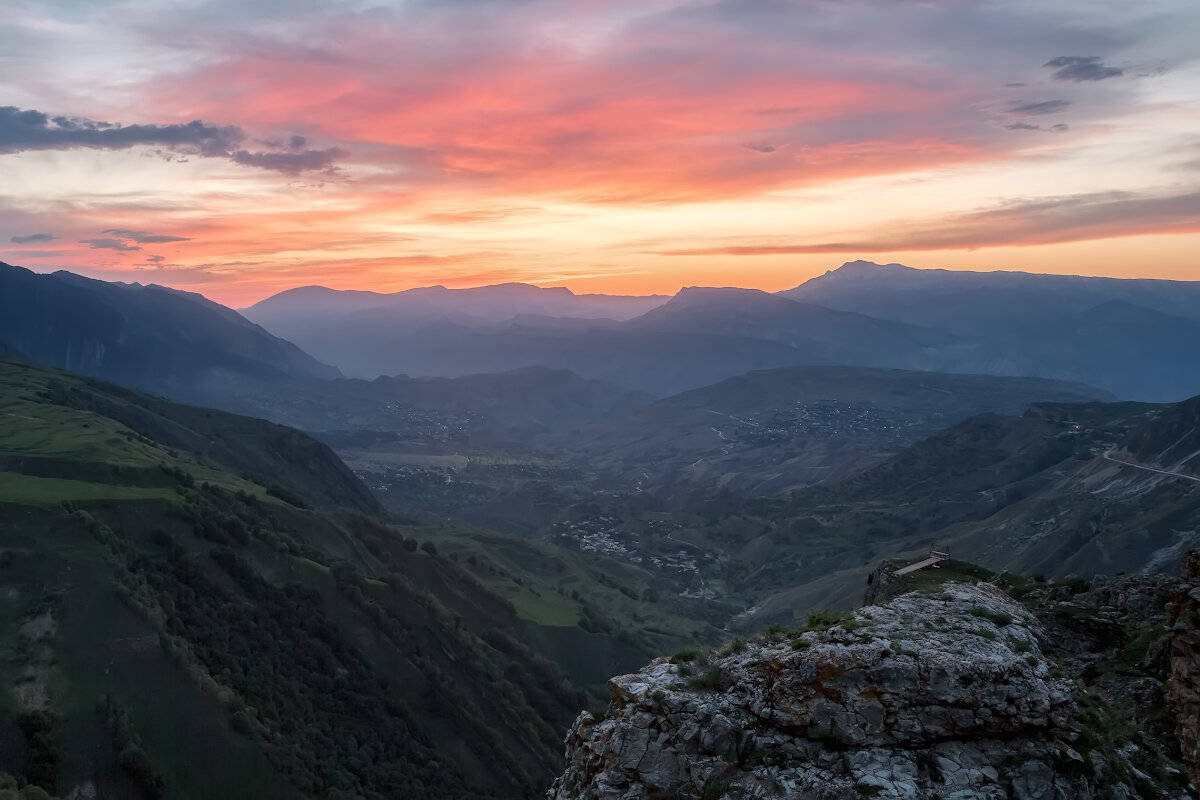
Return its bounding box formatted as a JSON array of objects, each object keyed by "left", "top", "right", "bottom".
[
  {"left": 1168, "top": 551, "right": 1200, "bottom": 788},
  {"left": 548, "top": 582, "right": 1193, "bottom": 800},
  {"left": 1084, "top": 573, "right": 1177, "bottom": 629}
]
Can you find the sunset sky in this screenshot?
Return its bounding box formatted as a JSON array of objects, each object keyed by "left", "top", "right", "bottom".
[{"left": 1, "top": 0, "right": 1197, "bottom": 307}]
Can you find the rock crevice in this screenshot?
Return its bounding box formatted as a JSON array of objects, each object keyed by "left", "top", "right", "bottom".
[{"left": 1168, "top": 552, "right": 1200, "bottom": 788}]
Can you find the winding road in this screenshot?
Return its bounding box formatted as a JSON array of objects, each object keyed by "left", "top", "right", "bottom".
[{"left": 1102, "top": 451, "right": 1200, "bottom": 484}]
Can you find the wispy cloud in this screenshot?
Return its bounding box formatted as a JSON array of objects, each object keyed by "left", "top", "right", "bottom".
[
  {"left": 102, "top": 228, "right": 191, "bottom": 243},
  {"left": 80, "top": 237, "right": 141, "bottom": 252},
  {"left": 1006, "top": 99, "right": 1072, "bottom": 116},
  {"left": 231, "top": 147, "right": 347, "bottom": 172},
  {"left": 1004, "top": 122, "right": 1069, "bottom": 133},
  {"left": 1043, "top": 56, "right": 1124, "bottom": 82},
  {"left": 656, "top": 190, "right": 1200, "bottom": 255},
  {"left": 10, "top": 232, "right": 54, "bottom": 244}
]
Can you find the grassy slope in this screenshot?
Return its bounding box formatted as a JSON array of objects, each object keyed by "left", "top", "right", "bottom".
[{"left": 0, "top": 358, "right": 597, "bottom": 799}]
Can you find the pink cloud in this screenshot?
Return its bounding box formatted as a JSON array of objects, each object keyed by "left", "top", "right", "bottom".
[{"left": 136, "top": 4, "right": 989, "bottom": 203}]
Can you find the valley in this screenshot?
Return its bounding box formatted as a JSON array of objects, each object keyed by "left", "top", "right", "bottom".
[
  {"left": 0, "top": 357, "right": 719, "bottom": 799},
  {"left": 1, "top": 259, "right": 1199, "bottom": 798}
]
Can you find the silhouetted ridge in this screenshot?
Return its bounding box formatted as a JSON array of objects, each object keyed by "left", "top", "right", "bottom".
[{"left": 0, "top": 261, "right": 339, "bottom": 409}]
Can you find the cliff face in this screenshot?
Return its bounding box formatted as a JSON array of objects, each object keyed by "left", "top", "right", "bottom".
[
  {"left": 1169, "top": 552, "right": 1200, "bottom": 788},
  {"left": 549, "top": 582, "right": 1193, "bottom": 800}
]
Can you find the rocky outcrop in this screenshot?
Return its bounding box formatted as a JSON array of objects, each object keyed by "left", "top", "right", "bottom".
[
  {"left": 549, "top": 583, "right": 1193, "bottom": 800},
  {"left": 1169, "top": 552, "right": 1200, "bottom": 788}
]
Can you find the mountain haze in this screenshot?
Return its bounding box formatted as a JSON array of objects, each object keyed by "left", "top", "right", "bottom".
[
  {"left": 241, "top": 262, "right": 1200, "bottom": 402},
  {"left": 557, "top": 366, "right": 1112, "bottom": 495},
  {"left": 245, "top": 282, "right": 668, "bottom": 326},
  {"left": 626, "top": 287, "right": 955, "bottom": 368},
  {"left": 783, "top": 261, "right": 1200, "bottom": 401},
  {"left": 785, "top": 260, "right": 1200, "bottom": 332}
]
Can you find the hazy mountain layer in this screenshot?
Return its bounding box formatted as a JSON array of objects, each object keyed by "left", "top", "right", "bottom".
[
  {"left": 785, "top": 260, "right": 1200, "bottom": 333},
  {"left": 785, "top": 261, "right": 1200, "bottom": 400},
  {"left": 244, "top": 262, "right": 1200, "bottom": 401},
  {"left": 554, "top": 365, "right": 1111, "bottom": 495},
  {"left": 242, "top": 283, "right": 956, "bottom": 396},
  {"left": 233, "top": 366, "right": 652, "bottom": 446},
  {"left": 627, "top": 286, "right": 956, "bottom": 367},
  {"left": 244, "top": 282, "right": 668, "bottom": 326}
]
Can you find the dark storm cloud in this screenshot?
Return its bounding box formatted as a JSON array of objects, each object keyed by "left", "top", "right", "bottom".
[
  {"left": 10, "top": 232, "right": 54, "bottom": 244},
  {"left": 1006, "top": 99, "right": 1072, "bottom": 116},
  {"left": 80, "top": 237, "right": 141, "bottom": 251},
  {"left": 0, "top": 106, "right": 348, "bottom": 173},
  {"left": 1043, "top": 56, "right": 1124, "bottom": 82},
  {"left": 102, "top": 228, "right": 191, "bottom": 243}
]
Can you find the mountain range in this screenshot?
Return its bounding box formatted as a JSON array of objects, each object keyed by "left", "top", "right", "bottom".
[
  {"left": 242, "top": 260, "right": 1200, "bottom": 401},
  {"left": 4, "top": 256, "right": 1199, "bottom": 614},
  {"left": 785, "top": 260, "right": 1200, "bottom": 334},
  {"left": 247, "top": 282, "right": 668, "bottom": 325},
  {"left": 6, "top": 258, "right": 1199, "bottom": 409}
]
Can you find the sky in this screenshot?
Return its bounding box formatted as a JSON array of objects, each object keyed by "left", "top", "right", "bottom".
[{"left": 1, "top": 0, "right": 1198, "bottom": 307}]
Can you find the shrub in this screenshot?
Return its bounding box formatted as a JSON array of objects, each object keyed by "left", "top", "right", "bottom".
[
  {"left": 721, "top": 637, "right": 747, "bottom": 656},
  {"left": 761, "top": 624, "right": 787, "bottom": 643},
  {"left": 670, "top": 648, "right": 703, "bottom": 664},
  {"left": 806, "top": 610, "right": 852, "bottom": 629},
  {"left": 687, "top": 665, "right": 723, "bottom": 692}
]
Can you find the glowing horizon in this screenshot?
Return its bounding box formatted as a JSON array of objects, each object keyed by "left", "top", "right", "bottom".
[{"left": 2, "top": 0, "right": 1198, "bottom": 308}]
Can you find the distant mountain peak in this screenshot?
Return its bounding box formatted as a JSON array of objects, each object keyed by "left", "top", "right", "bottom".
[
  {"left": 459, "top": 282, "right": 577, "bottom": 296},
  {"left": 814, "top": 260, "right": 918, "bottom": 282},
  {"left": 835, "top": 259, "right": 905, "bottom": 272},
  {"left": 674, "top": 285, "right": 774, "bottom": 299}
]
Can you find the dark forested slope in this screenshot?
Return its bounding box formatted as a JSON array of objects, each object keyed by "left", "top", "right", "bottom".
[{"left": 0, "top": 358, "right": 589, "bottom": 799}]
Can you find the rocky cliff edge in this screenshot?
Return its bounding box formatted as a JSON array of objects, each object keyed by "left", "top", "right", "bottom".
[{"left": 549, "top": 582, "right": 1193, "bottom": 800}]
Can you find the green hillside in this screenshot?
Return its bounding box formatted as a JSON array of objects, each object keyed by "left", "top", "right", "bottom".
[{"left": 0, "top": 358, "right": 598, "bottom": 799}]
